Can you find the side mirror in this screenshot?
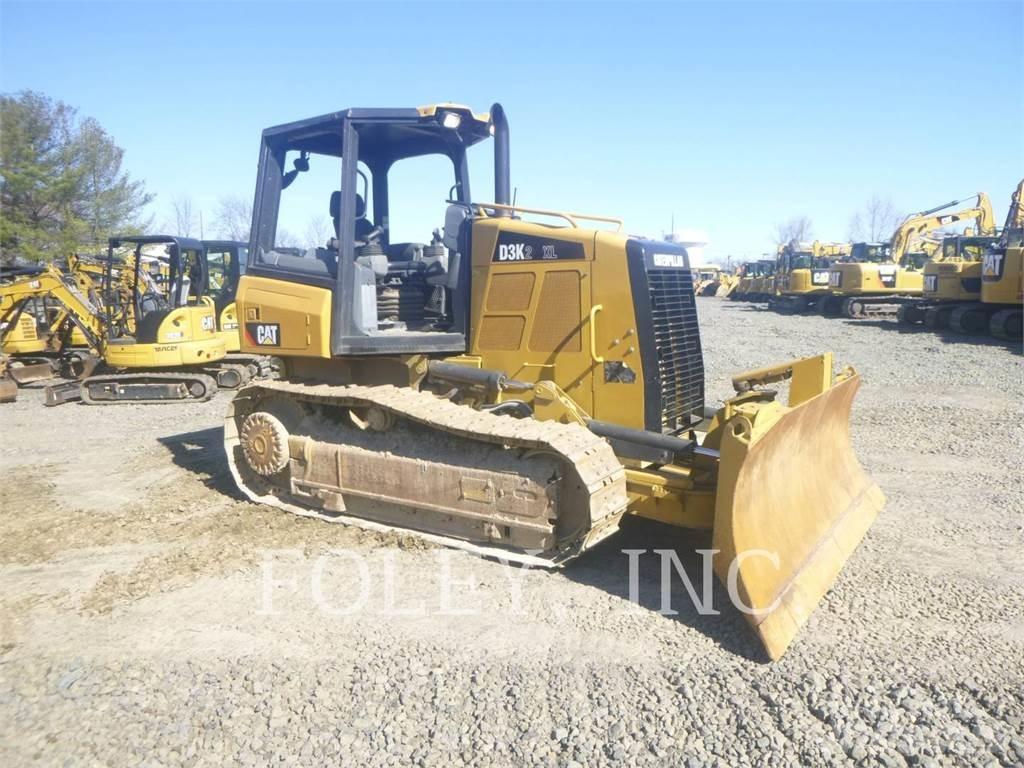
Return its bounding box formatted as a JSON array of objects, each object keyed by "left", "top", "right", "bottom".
[{"left": 282, "top": 151, "right": 310, "bottom": 190}]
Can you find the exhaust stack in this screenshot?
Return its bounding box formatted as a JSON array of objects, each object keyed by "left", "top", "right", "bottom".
[{"left": 491, "top": 103, "right": 510, "bottom": 215}]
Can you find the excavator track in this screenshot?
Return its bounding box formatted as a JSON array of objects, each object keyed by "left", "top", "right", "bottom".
[
  {"left": 46, "top": 371, "right": 219, "bottom": 406},
  {"left": 225, "top": 380, "right": 630, "bottom": 567},
  {"left": 839, "top": 296, "right": 914, "bottom": 320},
  {"left": 989, "top": 308, "right": 1023, "bottom": 341}
]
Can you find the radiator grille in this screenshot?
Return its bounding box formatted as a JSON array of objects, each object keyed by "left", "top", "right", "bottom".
[{"left": 647, "top": 268, "right": 704, "bottom": 432}]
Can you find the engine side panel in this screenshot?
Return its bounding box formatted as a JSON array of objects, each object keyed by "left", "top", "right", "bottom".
[{"left": 236, "top": 275, "right": 332, "bottom": 357}]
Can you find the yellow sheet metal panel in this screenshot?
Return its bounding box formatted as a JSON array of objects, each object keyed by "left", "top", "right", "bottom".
[
  {"left": 477, "top": 316, "right": 525, "bottom": 351},
  {"left": 485, "top": 273, "right": 535, "bottom": 312},
  {"left": 529, "top": 271, "right": 582, "bottom": 352},
  {"left": 591, "top": 232, "right": 646, "bottom": 429},
  {"left": 923, "top": 262, "right": 981, "bottom": 301},
  {"left": 219, "top": 301, "right": 242, "bottom": 352},
  {"left": 829, "top": 264, "right": 922, "bottom": 295},
  {"left": 469, "top": 217, "right": 596, "bottom": 415},
  {"left": 982, "top": 246, "right": 1023, "bottom": 305},
  {"left": 236, "top": 275, "right": 331, "bottom": 357},
  {"left": 104, "top": 336, "right": 225, "bottom": 368}
]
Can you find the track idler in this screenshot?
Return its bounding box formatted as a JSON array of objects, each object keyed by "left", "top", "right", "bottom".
[{"left": 989, "top": 308, "right": 1023, "bottom": 341}]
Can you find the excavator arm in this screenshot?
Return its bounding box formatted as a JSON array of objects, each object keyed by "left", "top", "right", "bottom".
[
  {"left": 0, "top": 266, "right": 106, "bottom": 352},
  {"left": 891, "top": 193, "right": 995, "bottom": 264},
  {"left": 998, "top": 179, "right": 1024, "bottom": 247}
]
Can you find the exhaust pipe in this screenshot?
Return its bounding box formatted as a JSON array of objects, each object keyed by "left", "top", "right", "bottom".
[{"left": 490, "top": 103, "right": 510, "bottom": 215}]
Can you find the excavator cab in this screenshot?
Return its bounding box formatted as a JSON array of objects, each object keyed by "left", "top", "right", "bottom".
[
  {"left": 197, "top": 240, "right": 279, "bottom": 383},
  {"left": 101, "top": 235, "right": 223, "bottom": 365},
  {"left": 201, "top": 240, "right": 247, "bottom": 312}
]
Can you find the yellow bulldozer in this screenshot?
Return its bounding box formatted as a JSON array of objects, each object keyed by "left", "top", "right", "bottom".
[
  {"left": 821, "top": 194, "right": 994, "bottom": 318},
  {"left": 222, "top": 103, "right": 884, "bottom": 660}
]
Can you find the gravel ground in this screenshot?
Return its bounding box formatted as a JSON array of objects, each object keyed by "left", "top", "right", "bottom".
[{"left": 1, "top": 299, "right": 1022, "bottom": 767}]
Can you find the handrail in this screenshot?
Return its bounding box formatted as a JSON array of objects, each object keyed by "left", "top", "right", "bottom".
[
  {"left": 475, "top": 202, "right": 624, "bottom": 232},
  {"left": 589, "top": 304, "right": 605, "bottom": 363}
]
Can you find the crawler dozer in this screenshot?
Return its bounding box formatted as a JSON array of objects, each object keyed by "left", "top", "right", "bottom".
[{"left": 224, "top": 103, "right": 884, "bottom": 659}]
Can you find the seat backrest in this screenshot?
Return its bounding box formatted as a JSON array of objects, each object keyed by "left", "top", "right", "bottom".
[{"left": 330, "top": 191, "right": 371, "bottom": 239}]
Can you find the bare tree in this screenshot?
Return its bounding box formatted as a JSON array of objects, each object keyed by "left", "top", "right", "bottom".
[
  {"left": 304, "top": 215, "right": 332, "bottom": 247},
  {"left": 170, "top": 196, "right": 195, "bottom": 237},
  {"left": 214, "top": 195, "right": 253, "bottom": 241},
  {"left": 848, "top": 195, "right": 902, "bottom": 242},
  {"left": 276, "top": 228, "right": 299, "bottom": 249},
  {"left": 773, "top": 216, "right": 813, "bottom": 246}
]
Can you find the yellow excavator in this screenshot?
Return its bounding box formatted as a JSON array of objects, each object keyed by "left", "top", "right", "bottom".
[
  {"left": 969, "top": 179, "right": 1023, "bottom": 339},
  {"left": 1, "top": 236, "right": 229, "bottom": 405},
  {"left": 821, "top": 194, "right": 995, "bottom": 318},
  {"left": 200, "top": 240, "right": 278, "bottom": 380},
  {"left": 221, "top": 103, "right": 883, "bottom": 660},
  {"left": 0, "top": 263, "right": 80, "bottom": 385},
  {"left": 897, "top": 233, "right": 999, "bottom": 330},
  {"left": 898, "top": 180, "right": 1022, "bottom": 338},
  {"left": 770, "top": 240, "right": 851, "bottom": 313}
]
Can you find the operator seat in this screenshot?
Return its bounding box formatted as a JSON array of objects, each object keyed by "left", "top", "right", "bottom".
[{"left": 329, "top": 191, "right": 374, "bottom": 243}]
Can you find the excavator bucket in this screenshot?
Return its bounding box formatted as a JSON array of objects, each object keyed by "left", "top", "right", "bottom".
[{"left": 711, "top": 358, "right": 884, "bottom": 660}]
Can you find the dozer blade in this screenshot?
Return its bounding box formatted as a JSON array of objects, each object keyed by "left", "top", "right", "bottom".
[
  {"left": 0, "top": 376, "right": 17, "bottom": 403},
  {"left": 8, "top": 359, "right": 58, "bottom": 384},
  {"left": 712, "top": 372, "right": 884, "bottom": 660}
]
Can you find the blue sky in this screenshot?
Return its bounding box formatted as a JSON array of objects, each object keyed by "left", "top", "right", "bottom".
[{"left": 2, "top": 1, "right": 1021, "bottom": 261}]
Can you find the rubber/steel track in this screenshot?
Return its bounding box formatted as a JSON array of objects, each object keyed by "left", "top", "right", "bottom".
[
  {"left": 225, "top": 380, "right": 630, "bottom": 567},
  {"left": 80, "top": 371, "right": 218, "bottom": 405}
]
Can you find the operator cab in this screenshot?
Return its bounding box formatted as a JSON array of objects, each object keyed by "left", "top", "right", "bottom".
[
  {"left": 247, "top": 104, "right": 499, "bottom": 355},
  {"left": 105, "top": 235, "right": 205, "bottom": 343},
  {"left": 847, "top": 243, "right": 892, "bottom": 263},
  {"left": 201, "top": 240, "right": 248, "bottom": 314}
]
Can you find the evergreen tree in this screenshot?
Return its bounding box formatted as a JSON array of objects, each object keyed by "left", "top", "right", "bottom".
[{"left": 1, "top": 90, "right": 152, "bottom": 261}]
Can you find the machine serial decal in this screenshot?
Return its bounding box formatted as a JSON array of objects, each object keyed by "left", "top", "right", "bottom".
[
  {"left": 153, "top": 345, "right": 179, "bottom": 352},
  {"left": 492, "top": 232, "right": 585, "bottom": 262},
  {"left": 246, "top": 322, "right": 281, "bottom": 346}
]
